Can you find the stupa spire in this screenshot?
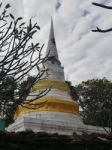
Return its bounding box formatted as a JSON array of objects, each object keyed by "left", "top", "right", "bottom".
[{"left": 46, "top": 17, "right": 59, "bottom": 61}]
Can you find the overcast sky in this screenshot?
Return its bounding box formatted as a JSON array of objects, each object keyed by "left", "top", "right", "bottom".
[{"left": 3, "top": 0, "right": 112, "bottom": 85}]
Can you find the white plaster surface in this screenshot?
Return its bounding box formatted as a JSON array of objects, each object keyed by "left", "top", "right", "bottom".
[
  {"left": 42, "top": 62, "right": 65, "bottom": 81},
  {"left": 26, "top": 89, "right": 72, "bottom": 101},
  {"left": 7, "top": 111, "right": 109, "bottom": 135}
]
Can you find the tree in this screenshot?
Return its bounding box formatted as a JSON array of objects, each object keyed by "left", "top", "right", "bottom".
[
  {"left": 0, "top": 3, "right": 45, "bottom": 81},
  {"left": 0, "top": 76, "right": 17, "bottom": 126},
  {"left": 2, "top": 75, "right": 36, "bottom": 126},
  {"left": 92, "top": 2, "right": 112, "bottom": 32},
  {"left": 76, "top": 78, "right": 112, "bottom": 133},
  {"left": 1, "top": 75, "right": 47, "bottom": 126},
  {"left": 18, "top": 76, "right": 36, "bottom": 102},
  {"left": 0, "top": 3, "right": 48, "bottom": 122},
  {"left": 66, "top": 81, "right": 79, "bottom": 100}
]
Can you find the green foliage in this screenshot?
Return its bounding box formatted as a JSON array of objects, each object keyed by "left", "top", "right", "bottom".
[
  {"left": 0, "top": 75, "right": 36, "bottom": 126},
  {"left": 2, "top": 75, "right": 38, "bottom": 126},
  {"left": 66, "top": 81, "right": 79, "bottom": 100},
  {"left": 76, "top": 78, "right": 112, "bottom": 129},
  {"left": 0, "top": 76, "right": 17, "bottom": 126},
  {"left": 18, "top": 76, "right": 36, "bottom": 102}
]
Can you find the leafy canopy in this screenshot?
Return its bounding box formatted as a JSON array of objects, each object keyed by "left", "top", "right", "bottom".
[{"left": 76, "top": 78, "right": 112, "bottom": 128}]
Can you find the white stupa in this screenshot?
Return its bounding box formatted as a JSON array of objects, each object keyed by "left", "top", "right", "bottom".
[{"left": 7, "top": 19, "right": 108, "bottom": 135}]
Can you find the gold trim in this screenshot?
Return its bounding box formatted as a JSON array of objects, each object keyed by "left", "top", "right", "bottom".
[
  {"left": 31, "top": 79, "right": 70, "bottom": 92},
  {"left": 14, "top": 96, "right": 79, "bottom": 120}
]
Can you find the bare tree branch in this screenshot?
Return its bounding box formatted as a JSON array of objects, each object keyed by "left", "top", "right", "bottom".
[
  {"left": 92, "top": 2, "right": 112, "bottom": 33},
  {"left": 92, "top": 27, "right": 112, "bottom": 33},
  {"left": 0, "top": 3, "right": 49, "bottom": 121},
  {"left": 92, "top": 2, "right": 112, "bottom": 9}
]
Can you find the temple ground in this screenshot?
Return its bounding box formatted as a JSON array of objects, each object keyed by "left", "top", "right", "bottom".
[{"left": 0, "top": 131, "right": 111, "bottom": 150}]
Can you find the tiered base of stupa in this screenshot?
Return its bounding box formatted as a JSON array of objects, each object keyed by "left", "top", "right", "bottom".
[
  {"left": 7, "top": 111, "right": 83, "bottom": 135},
  {"left": 7, "top": 111, "right": 109, "bottom": 135},
  {"left": 6, "top": 81, "right": 109, "bottom": 135}
]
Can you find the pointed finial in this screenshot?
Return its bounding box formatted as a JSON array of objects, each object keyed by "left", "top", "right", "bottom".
[
  {"left": 45, "top": 17, "right": 59, "bottom": 60},
  {"left": 51, "top": 16, "right": 53, "bottom": 24}
]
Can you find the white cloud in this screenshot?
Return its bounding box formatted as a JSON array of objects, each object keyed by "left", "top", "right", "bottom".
[{"left": 3, "top": 0, "right": 112, "bottom": 85}]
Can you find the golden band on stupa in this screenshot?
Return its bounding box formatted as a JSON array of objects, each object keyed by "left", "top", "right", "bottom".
[
  {"left": 32, "top": 78, "right": 70, "bottom": 92},
  {"left": 14, "top": 96, "right": 79, "bottom": 120},
  {"left": 14, "top": 77, "right": 80, "bottom": 119}
]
